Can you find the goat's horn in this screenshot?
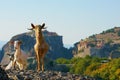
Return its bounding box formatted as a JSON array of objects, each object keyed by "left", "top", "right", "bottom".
[
  {"left": 43, "top": 27, "right": 47, "bottom": 29},
  {"left": 28, "top": 23, "right": 35, "bottom": 30},
  {"left": 41, "top": 23, "right": 46, "bottom": 29},
  {"left": 31, "top": 23, "right": 35, "bottom": 28},
  {"left": 27, "top": 28, "right": 33, "bottom": 30},
  {"left": 42, "top": 23, "right": 45, "bottom": 27}
]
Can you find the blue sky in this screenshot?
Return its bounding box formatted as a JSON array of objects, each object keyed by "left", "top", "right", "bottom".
[{"left": 0, "top": 0, "right": 120, "bottom": 45}]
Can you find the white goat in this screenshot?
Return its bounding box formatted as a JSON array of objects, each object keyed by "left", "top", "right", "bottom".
[
  {"left": 5, "top": 40, "right": 28, "bottom": 70},
  {"left": 5, "top": 53, "right": 14, "bottom": 70}
]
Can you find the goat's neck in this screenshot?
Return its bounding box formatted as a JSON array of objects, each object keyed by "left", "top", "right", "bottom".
[
  {"left": 15, "top": 47, "right": 21, "bottom": 54},
  {"left": 35, "top": 31, "right": 44, "bottom": 44}
]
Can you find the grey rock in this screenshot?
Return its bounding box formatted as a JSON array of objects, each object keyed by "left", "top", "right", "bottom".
[
  {"left": 0, "top": 66, "right": 10, "bottom": 80},
  {"left": 5, "top": 69, "right": 95, "bottom": 80}
]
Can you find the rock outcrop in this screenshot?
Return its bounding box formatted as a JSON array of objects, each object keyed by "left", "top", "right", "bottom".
[
  {"left": 1, "top": 30, "right": 73, "bottom": 65},
  {"left": 0, "top": 66, "right": 9, "bottom": 80},
  {"left": 0, "top": 50, "right": 2, "bottom": 62},
  {"left": 6, "top": 69, "right": 94, "bottom": 80},
  {"left": 73, "top": 27, "right": 120, "bottom": 58}
]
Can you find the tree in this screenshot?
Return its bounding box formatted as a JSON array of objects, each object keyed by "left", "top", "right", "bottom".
[{"left": 84, "top": 63, "right": 100, "bottom": 76}]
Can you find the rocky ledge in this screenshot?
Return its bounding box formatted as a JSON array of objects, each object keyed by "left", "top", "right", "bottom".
[
  {"left": 3, "top": 69, "right": 95, "bottom": 80},
  {"left": 0, "top": 66, "right": 9, "bottom": 80}
]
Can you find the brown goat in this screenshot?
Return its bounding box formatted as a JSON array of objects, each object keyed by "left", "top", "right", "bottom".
[{"left": 28, "top": 23, "right": 49, "bottom": 71}]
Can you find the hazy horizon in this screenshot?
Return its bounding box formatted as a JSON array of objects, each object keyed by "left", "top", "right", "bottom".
[
  {"left": 0, "top": 0, "right": 120, "bottom": 44},
  {"left": 0, "top": 41, "right": 73, "bottom": 49}
]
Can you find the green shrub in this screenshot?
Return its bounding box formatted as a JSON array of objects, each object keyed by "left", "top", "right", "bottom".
[
  {"left": 55, "top": 57, "right": 120, "bottom": 79},
  {"left": 55, "top": 58, "right": 70, "bottom": 64}
]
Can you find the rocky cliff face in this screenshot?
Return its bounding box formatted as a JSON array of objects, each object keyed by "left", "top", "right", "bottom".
[
  {"left": 73, "top": 27, "right": 120, "bottom": 58},
  {"left": 0, "top": 50, "right": 3, "bottom": 62},
  {"left": 1, "top": 30, "right": 73, "bottom": 65}
]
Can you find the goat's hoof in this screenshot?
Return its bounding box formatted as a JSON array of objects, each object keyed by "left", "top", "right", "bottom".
[
  {"left": 42, "top": 69, "right": 45, "bottom": 72},
  {"left": 37, "top": 69, "right": 41, "bottom": 72}
]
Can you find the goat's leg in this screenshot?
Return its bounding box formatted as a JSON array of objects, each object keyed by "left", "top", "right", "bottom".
[
  {"left": 24, "top": 61, "right": 27, "bottom": 70},
  {"left": 19, "top": 64, "right": 23, "bottom": 70},
  {"left": 40, "top": 50, "right": 44, "bottom": 72},
  {"left": 41, "top": 49, "right": 47, "bottom": 71},
  {"left": 21, "top": 64, "right": 24, "bottom": 70},
  {"left": 37, "top": 57, "right": 40, "bottom": 71},
  {"left": 41, "top": 55, "right": 45, "bottom": 71},
  {"left": 41, "top": 49, "right": 48, "bottom": 71},
  {"left": 13, "top": 61, "right": 16, "bottom": 69},
  {"left": 35, "top": 54, "right": 38, "bottom": 70},
  {"left": 35, "top": 49, "right": 39, "bottom": 71},
  {"left": 36, "top": 51, "right": 40, "bottom": 71}
]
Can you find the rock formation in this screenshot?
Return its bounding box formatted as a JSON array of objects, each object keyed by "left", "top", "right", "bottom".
[
  {"left": 1, "top": 30, "right": 73, "bottom": 65},
  {"left": 73, "top": 27, "right": 120, "bottom": 58},
  {"left": 0, "top": 66, "right": 9, "bottom": 80}
]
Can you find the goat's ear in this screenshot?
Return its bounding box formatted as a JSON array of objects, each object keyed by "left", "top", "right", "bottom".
[
  {"left": 31, "top": 23, "right": 35, "bottom": 28},
  {"left": 41, "top": 23, "right": 45, "bottom": 29},
  {"left": 18, "top": 41, "right": 22, "bottom": 45},
  {"left": 6, "top": 53, "right": 10, "bottom": 56},
  {"left": 9, "top": 41, "right": 14, "bottom": 45}
]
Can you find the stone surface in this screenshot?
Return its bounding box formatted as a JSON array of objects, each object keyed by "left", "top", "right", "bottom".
[
  {"left": 0, "top": 66, "right": 10, "bottom": 80},
  {"left": 5, "top": 69, "right": 95, "bottom": 80}
]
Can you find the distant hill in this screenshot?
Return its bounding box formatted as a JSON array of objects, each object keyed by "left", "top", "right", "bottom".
[{"left": 73, "top": 27, "right": 120, "bottom": 58}]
